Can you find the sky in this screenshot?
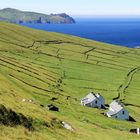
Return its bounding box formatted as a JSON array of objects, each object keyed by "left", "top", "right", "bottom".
[{"left": 0, "top": 0, "right": 140, "bottom": 16}]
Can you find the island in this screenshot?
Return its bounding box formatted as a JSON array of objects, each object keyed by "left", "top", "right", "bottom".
[{"left": 0, "top": 8, "right": 75, "bottom": 24}]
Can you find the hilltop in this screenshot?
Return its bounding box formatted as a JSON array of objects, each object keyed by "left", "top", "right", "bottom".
[
  {"left": 0, "top": 8, "right": 75, "bottom": 24},
  {"left": 0, "top": 21, "right": 140, "bottom": 140}
]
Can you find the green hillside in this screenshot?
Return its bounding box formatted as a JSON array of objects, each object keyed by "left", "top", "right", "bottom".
[{"left": 0, "top": 21, "right": 140, "bottom": 140}]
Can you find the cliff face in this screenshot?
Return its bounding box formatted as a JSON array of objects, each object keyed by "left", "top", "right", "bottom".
[{"left": 0, "top": 8, "right": 75, "bottom": 24}]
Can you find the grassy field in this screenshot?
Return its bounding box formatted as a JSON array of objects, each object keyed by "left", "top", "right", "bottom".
[{"left": 0, "top": 21, "right": 140, "bottom": 140}]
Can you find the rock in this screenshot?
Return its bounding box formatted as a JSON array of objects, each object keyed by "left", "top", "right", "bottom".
[
  {"left": 40, "top": 104, "right": 44, "bottom": 107},
  {"left": 50, "top": 97, "right": 58, "bottom": 101},
  {"left": 47, "top": 104, "right": 59, "bottom": 112},
  {"left": 61, "top": 121, "right": 74, "bottom": 132},
  {"left": 22, "top": 99, "right": 26, "bottom": 102},
  {"left": 28, "top": 99, "right": 33, "bottom": 103},
  {"left": 22, "top": 99, "right": 34, "bottom": 103},
  {"left": 0, "top": 104, "right": 34, "bottom": 131}
]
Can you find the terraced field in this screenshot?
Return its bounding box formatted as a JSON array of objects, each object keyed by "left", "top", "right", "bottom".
[{"left": 0, "top": 21, "right": 140, "bottom": 140}]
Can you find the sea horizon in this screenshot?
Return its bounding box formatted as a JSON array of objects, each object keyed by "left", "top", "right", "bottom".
[{"left": 21, "top": 17, "right": 140, "bottom": 48}]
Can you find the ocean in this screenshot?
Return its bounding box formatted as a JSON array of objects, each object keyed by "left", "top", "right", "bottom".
[{"left": 21, "top": 17, "right": 140, "bottom": 48}]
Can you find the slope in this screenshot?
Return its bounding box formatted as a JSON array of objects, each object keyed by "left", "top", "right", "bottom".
[{"left": 0, "top": 21, "right": 140, "bottom": 140}]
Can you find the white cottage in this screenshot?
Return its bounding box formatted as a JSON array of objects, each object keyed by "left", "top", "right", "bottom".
[
  {"left": 81, "top": 92, "right": 105, "bottom": 109},
  {"left": 106, "top": 100, "right": 129, "bottom": 120}
]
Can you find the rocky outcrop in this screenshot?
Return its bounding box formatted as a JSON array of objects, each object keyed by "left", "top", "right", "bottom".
[{"left": 0, "top": 104, "right": 34, "bottom": 131}]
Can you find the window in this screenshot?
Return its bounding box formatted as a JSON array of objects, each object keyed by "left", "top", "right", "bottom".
[
  {"left": 122, "top": 111, "right": 125, "bottom": 115},
  {"left": 115, "top": 116, "right": 117, "bottom": 118},
  {"left": 95, "top": 100, "right": 98, "bottom": 104}
]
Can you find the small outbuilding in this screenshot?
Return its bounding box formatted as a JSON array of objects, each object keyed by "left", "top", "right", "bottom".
[
  {"left": 106, "top": 100, "right": 129, "bottom": 120},
  {"left": 130, "top": 128, "right": 140, "bottom": 135},
  {"left": 81, "top": 92, "right": 105, "bottom": 109}
]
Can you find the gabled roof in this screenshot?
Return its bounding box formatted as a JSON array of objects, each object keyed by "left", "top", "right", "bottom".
[
  {"left": 107, "top": 100, "right": 123, "bottom": 116},
  {"left": 81, "top": 92, "right": 104, "bottom": 105},
  {"left": 81, "top": 93, "right": 96, "bottom": 104},
  {"left": 86, "top": 92, "right": 97, "bottom": 100}
]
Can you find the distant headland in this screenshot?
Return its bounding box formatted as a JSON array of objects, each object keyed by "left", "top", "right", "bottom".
[{"left": 0, "top": 8, "right": 75, "bottom": 24}]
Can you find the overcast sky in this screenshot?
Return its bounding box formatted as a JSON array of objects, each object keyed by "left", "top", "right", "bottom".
[{"left": 0, "top": 0, "right": 140, "bottom": 16}]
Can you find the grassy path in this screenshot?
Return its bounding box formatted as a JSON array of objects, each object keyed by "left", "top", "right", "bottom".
[{"left": 114, "top": 67, "right": 140, "bottom": 102}]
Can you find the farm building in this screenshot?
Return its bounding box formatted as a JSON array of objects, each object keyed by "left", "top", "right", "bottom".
[
  {"left": 81, "top": 92, "right": 105, "bottom": 109},
  {"left": 106, "top": 100, "right": 129, "bottom": 120},
  {"left": 130, "top": 128, "right": 140, "bottom": 135}
]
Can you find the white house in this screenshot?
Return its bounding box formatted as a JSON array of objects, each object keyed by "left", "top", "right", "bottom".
[
  {"left": 81, "top": 92, "right": 105, "bottom": 109},
  {"left": 106, "top": 100, "right": 129, "bottom": 120}
]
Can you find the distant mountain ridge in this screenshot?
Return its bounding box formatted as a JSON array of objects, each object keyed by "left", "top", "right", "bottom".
[{"left": 0, "top": 8, "right": 75, "bottom": 24}]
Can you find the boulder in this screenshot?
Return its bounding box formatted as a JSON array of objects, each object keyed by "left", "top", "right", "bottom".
[{"left": 61, "top": 121, "right": 74, "bottom": 132}]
